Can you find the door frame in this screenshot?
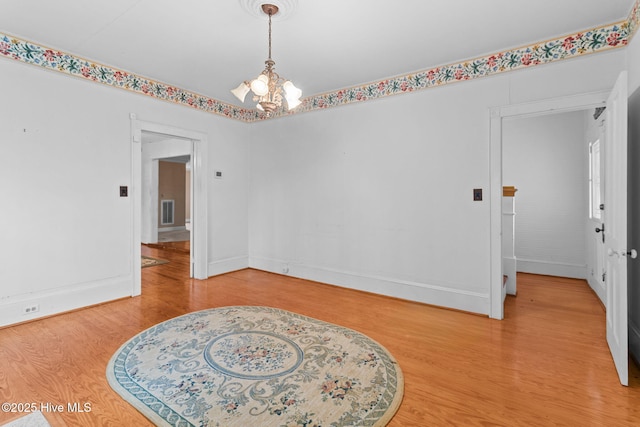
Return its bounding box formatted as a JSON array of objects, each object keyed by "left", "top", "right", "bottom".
[
  {"left": 130, "top": 115, "right": 209, "bottom": 295},
  {"left": 489, "top": 91, "right": 608, "bottom": 319}
]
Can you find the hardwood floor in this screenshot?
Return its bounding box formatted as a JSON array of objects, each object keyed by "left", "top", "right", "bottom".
[{"left": 1, "top": 246, "right": 639, "bottom": 426}]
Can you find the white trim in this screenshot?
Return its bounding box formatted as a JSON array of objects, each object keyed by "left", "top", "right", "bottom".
[
  {"left": 249, "top": 256, "right": 489, "bottom": 315},
  {"left": 131, "top": 117, "right": 209, "bottom": 282},
  {"left": 516, "top": 259, "right": 587, "bottom": 279},
  {"left": 489, "top": 91, "right": 609, "bottom": 319},
  {"left": 158, "top": 226, "right": 187, "bottom": 232},
  {"left": 0, "top": 275, "right": 133, "bottom": 327},
  {"left": 587, "top": 274, "right": 606, "bottom": 305},
  {"left": 131, "top": 114, "right": 142, "bottom": 295},
  {"left": 489, "top": 107, "right": 504, "bottom": 319},
  {"left": 493, "top": 91, "right": 609, "bottom": 118},
  {"left": 141, "top": 159, "right": 160, "bottom": 244},
  {"left": 208, "top": 256, "right": 249, "bottom": 277}
]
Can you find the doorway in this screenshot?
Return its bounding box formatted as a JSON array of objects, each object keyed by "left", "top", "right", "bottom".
[
  {"left": 489, "top": 91, "right": 609, "bottom": 320},
  {"left": 502, "top": 110, "right": 590, "bottom": 283},
  {"left": 490, "top": 74, "right": 630, "bottom": 386},
  {"left": 142, "top": 150, "right": 192, "bottom": 254},
  {"left": 130, "top": 116, "right": 209, "bottom": 296},
  {"left": 140, "top": 135, "right": 191, "bottom": 246},
  {"left": 157, "top": 156, "right": 192, "bottom": 245}
]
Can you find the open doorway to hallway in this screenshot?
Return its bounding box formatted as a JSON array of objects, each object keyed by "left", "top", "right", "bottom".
[
  {"left": 140, "top": 132, "right": 193, "bottom": 270},
  {"left": 144, "top": 155, "right": 192, "bottom": 258},
  {"left": 157, "top": 156, "right": 192, "bottom": 245},
  {"left": 130, "top": 118, "right": 208, "bottom": 285}
]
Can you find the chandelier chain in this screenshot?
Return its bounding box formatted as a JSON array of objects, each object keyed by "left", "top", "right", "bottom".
[{"left": 268, "top": 10, "right": 272, "bottom": 60}]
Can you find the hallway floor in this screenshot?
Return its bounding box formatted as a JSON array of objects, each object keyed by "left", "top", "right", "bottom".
[{"left": 157, "top": 229, "right": 189, "bottom": 243}]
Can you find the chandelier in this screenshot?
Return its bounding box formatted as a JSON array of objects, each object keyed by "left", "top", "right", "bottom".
[{"left": 231, "top": 3, "right": 302, "bottom": 114}]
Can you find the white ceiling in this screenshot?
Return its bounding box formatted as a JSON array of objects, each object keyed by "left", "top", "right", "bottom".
[{"left": 0, "top": 0, "right": 635, "bottom": 108}]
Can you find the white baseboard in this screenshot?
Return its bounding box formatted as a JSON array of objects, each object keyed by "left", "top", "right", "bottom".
[
  {"left": 208, "top": 256, "right": 249, "bottom": 277},
  {"left": 503, "top": 256, "right": 517, "bottom": 296},
  {"left": 630, "top": 320, "right": 640, "bottom": 364},
  {"left": 248, "top": 256, "right": 489, "bottom": 315},
  {"left": 0, "top": 275, "right": 134, "bottom": 328},
  {"left": 586, "top": 276, "right": 606, "bottom": 305},
  {"left": 517, "top": 259, "right": 587, "bottom": 279},
  {"left": 158, "top": 226, "right": 187, "bottom": 232}
]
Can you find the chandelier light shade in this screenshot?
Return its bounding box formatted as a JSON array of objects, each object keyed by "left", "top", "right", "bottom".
[{"left": 231, "top": 3, "right": 302, "bottom": 114}]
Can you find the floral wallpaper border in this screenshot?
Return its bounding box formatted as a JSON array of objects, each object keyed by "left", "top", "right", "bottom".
[
  {"left": 1, "top": 0, "right": 639, "bottom": 123},
  {"left": 0, "top": 33, "right": 262, "bottom": 122}
]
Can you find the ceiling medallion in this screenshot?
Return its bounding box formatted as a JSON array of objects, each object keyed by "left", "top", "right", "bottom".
[{"left": 239, "top": 0, "right": 298, "bottom": 20}]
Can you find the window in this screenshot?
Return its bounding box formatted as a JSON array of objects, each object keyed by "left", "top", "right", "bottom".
[{"left": 589, "top": 140, "right": 601, "bottom": 220}]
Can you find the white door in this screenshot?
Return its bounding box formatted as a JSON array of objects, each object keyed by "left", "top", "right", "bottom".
[{"left": 604, "top": 71, "right": 629, "bottom": 386}]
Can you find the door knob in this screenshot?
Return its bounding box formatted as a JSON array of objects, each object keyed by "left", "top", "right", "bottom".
[
  {"left": 595, "top": 226, "right": 604, "bottom": 233},
  {"left": 607, "top": 249, "right": 638, "bottom": 259}
]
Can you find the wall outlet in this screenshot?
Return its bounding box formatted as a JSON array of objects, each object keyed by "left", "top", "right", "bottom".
[{"left": 23, "top": 304, "right": 40, "bottom": 315}]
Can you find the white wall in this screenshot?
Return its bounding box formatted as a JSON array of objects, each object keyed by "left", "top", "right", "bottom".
[
  {"left": 248, "top": 49, "right": 625, "bottom": 316},
  {"left": 0, "top": 31, "right": 630, "bottom": 325},
  {"left": 502, "top": 111, "right": 588, "bottom": 279},
  {"left": 0, "top": 59, "right": 250, "bottom": 327}
]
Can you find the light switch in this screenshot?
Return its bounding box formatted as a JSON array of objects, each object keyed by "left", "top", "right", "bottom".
[
  {"left": 120, "top": 186, "right": 128, "bottom": 197},
  {"left": 473, "top": 188, "right": 482, "bottom": 201}
]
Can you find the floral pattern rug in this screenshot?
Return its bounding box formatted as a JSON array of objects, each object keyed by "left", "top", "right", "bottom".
[
  {"left": 107, "top": 306, "right": 403, "bottom": 426},
  {"left": 141, "top": 256, "right": 169, "bottom": 268}
]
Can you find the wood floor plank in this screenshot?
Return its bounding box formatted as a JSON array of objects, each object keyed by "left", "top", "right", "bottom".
[{"left": 1, "top": 248, "right": 639, "bottom": 426}]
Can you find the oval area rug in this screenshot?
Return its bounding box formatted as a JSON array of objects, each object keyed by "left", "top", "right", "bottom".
[{"left": 107, "top": 306, "right": 403, "bottom": 426}]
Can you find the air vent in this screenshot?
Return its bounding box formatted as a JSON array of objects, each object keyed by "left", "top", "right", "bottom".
[{"left": 161, "top": 200, "right": 174, "bottom": 225}]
